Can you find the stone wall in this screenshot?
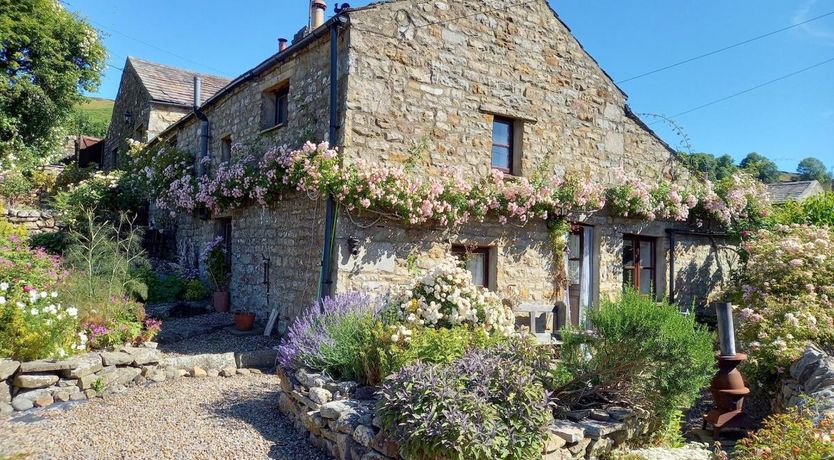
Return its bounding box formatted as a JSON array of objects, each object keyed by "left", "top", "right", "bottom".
[
  {"left": 1, "top": 344, "right": 269, "bottom": 416},
  {"left": 775, "top": 345, "right": 834, "bottom": 423},
  {"left": 2, "top": 208, "right": 61, "bottom": 234},
  {"left": 276, "top": 366, "right": 652, "bottom": 460},
  {"left": 343, "top": 0, "right": 686, "bottom": 185}
]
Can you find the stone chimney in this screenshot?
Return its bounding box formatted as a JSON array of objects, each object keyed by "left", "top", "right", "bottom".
[
  {"left": 311, "top": 0, "right": 326, "bottom": 29},
  {"left": 278, "top": 38, "right": 288, "bottom": 52}
]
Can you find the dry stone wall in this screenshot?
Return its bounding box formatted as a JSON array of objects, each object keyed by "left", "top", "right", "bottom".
[
  {"left": 776, "top": 345, "right": 834, "bottom": 423},
  {"left": 276, "top": 366, "right": 652, "bottom": 460},
  {"left": 2, "top": 208, "right": 61, "bottom": 234}
]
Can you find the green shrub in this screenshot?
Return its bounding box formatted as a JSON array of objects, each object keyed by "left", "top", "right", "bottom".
[
  {"left": 377, "top": 338, "right": 552, "bottom": 460},
  {"left": 769, "top": 192, "right": 834, "bottom": 227},
  {"left": 730, "top": 408, "right": 834, "bottom": 460},
  {"left": 0, "top": 235, "right": 62, "bottom": 288},
  {"left": 134, "top": 267, "right": 184, "bottom": 303},
  {"left": 0, "top": 282, "right": 83, "bottom": 361},
  {"left": 0, "top": 171, "right": 33, "bottom": 206},
  {"left": 732, "top": 225, "right": 834, "bottom": 385},
  {"left": 182, "top": 278, "right": 208, "bottom": 300},
  {"left": 556, "top": 289, "right": 714, "bottom": 430},
  {"left": 202, "top": 237, "right": 230, "bottom": 292},
  {"left": 29, "top": 231, "right": 72, "bottom": 255},
  {"left": 54, "top": 163, "right": 96, "bottom": 192}
]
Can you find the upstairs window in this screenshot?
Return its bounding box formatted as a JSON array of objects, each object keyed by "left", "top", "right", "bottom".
[
  {"left": 275, "top": 87, "right": 289, "bottom": 126},
  {"left": 220, "top": 135, "right": 232, "bottom": 163},
  {"left": 491, "top": 116, "right": 521, "bottom": 175}
]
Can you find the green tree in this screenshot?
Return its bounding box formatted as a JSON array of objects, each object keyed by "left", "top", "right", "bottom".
[
  {"left": 0, "top": 0, "right": 106, "bottom": 169},
  {"left": 740, "top": 152, "right": 780, "bottom": 183},
  {"left": 797, "top": 157, "right": 832, "bottom": 188},
  {"left": 678, "top": 152, "right": 738, "bottom": 180}
]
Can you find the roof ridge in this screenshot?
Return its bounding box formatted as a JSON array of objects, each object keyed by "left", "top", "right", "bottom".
[{"left": 127, "top": 56, "right": 232, "bottom": 81}]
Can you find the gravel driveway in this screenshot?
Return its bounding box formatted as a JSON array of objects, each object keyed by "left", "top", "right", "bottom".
[{"left": 0, "top": 373, "right": 330, "bottom": 460}]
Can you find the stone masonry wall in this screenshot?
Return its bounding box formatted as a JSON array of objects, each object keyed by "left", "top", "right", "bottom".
[
  {"left": 343, "top": 0, "right": 686, "bottom": 185},
  {"left": 161, "top": 32, "right": 346, "bottom": 324},
  {"left": 276, "top": 366, "right": 652, "bottom": 460},
  {"left": 776, "top": 345, "right": 834, "bottom": 423},
  {"left": 2, "top": 208, "right": 61, "bottom": 234},
  {"left": 104, "top": 60, "right": 151, "bottom": 170}
]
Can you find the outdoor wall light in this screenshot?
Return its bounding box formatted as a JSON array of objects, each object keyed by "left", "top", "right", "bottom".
[{"left": 347, "top": 236, "right": 360, "bottom": 256}]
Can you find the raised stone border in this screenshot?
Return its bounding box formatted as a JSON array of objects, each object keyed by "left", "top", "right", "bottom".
[
  {"left": 0, "top": 345, "right": 277, "bottom": 416},
  {"left": 3, "top": 208, "right": 62, "bottom": 234},
  {"left": 775, "top": 344, "right": 834, "bottom": 423},
  {"left": 276, "top": 366, "right": 652, "bottom": 460}
]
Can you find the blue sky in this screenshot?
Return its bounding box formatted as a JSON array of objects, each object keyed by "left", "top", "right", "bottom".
[{"left": 66, "top": 0, "right": 834, "bottom": 172}]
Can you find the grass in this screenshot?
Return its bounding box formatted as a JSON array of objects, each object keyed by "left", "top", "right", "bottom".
[{"left": 70, "top": 97, "right": 114, "bottom": 138}]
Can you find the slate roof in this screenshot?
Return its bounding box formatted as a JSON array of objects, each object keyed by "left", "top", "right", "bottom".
[
  {"left": 128, "top": 57, "right": 231, "bottom": 107},
  {"left": 766, "top": 180, "right": 825, "bottom": 204}
]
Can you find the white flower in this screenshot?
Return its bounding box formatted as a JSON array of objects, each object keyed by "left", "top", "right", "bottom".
[
  {"left": 0, "top": 296, "right": 5, "bottom": 305},
  {"left": 40, "top": 291, "right": 48, "bottom": 299},
  {"left": 66, "top": 307, "right": 78, "bottom": 318},
  {"left": 51, "top": 291, "right": 58, "bottom": 298},
  {"left": 0, "top": 282, "right": 8, "bottom": 291},
  {"left": 30, "top": 308, "right": 39, "bottom": 316}
]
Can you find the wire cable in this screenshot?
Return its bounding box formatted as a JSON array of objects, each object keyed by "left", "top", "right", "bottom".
[
  {"left": 657, "top": 56, "right": 834, "bottom": 121},
  {"left": 618, "top": 9, "right": 834, "bottom": 84}
]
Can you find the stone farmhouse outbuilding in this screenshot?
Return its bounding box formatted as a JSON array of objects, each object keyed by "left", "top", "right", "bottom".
[
  {"left": 113, "top": 0, "right": 737, "bottom": 333},
  {"left": 104, "top": 57, "right": 231, "bottom": 170}
]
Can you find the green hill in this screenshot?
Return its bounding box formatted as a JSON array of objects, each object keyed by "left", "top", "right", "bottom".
[{"left": 69, "top": 97, "right": 114, "bottom": 138}]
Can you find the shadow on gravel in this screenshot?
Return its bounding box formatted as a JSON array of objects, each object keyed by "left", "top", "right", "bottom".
[{"left": 209, "top": 383, "right": 331, "bottom": 460}]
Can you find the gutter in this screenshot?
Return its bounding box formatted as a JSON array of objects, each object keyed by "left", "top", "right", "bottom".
[{"left": 665, "top": 228, "right": 729, "bottom": 304}]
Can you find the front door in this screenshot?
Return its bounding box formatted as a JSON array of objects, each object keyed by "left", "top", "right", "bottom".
[{"left": 566, "top": 225, "right": 593, "bottom": 328}]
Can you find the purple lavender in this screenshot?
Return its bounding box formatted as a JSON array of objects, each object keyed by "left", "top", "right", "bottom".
[{"left": 277, "top": 291, "right": 378, "bottom": 371}]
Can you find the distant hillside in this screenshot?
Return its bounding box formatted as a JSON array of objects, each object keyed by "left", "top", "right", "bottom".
[{"left": 69, "top": 97, "right": 114, "bottom": 138}]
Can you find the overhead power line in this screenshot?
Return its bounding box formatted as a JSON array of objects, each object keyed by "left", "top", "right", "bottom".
[
  {"left": 618, "top": 9, "right": 834, "bottom": 84},
  {"left": 658, "top": 56, "right": 834, "bottom": 121}
]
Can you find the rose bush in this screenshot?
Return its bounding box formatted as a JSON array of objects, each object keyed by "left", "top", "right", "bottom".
[
  {"left": 131, "top": 139, "right": 763, "bottom": 230},
  {"left": 733, "top": 224, "right": 834, "bottom": 383}
]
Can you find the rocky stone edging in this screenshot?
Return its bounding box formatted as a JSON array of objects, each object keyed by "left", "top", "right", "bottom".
[
  {"left": 775, "top": 344, "right": 834, "bottom": 422},
  {"left": 3, "top": 208, "right": 62, "bottom": 234},
  {"left": 0, "top": 344, "right": 272, "bottom": 416},
  {"left": 276, "top": 366, "right": 652, "bottom": 460}
]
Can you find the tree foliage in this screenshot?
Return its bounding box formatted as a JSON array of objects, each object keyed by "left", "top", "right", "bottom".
[
  {"left": 797, "top": 157, "right": 832, "bottom": 188},
  {"left": 677, "top": 152, "right": 738, "bottom": 181},
  {"left": 740, "top": 152, "right": 780, "bottom": 183},
  {"left": 0, "top": 0, "right": 106, "bottom": 169}
]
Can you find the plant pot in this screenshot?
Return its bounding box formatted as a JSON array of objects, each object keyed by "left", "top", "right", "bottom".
[
  {"left": 234, "top": 311, "right": 256, "bottom": 331},
  {"left": 213, "top": 291, "right": 230, "bottom": 313}
]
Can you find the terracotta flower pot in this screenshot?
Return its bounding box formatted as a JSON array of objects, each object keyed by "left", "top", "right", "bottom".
[
  {"left": 213, "top": 291, "right": 230, "bottom": 313},
  {"left": 234, "top": 311, "right": 256, "bottom": 331}
]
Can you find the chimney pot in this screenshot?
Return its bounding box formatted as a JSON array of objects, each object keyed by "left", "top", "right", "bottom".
[
  {"left": 278, "top": 38, "right": 288, "bottom": 52},
  {"left": 311, "top": 0, "right": 326, "bottom": 29}
]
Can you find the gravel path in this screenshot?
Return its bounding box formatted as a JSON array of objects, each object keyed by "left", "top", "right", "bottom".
[{"left": 0, "top": 374, "right": 330, "bottom": 460}]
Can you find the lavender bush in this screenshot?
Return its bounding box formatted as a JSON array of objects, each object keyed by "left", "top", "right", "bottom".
[
  {"left": 277, "top": 292, "right": 379, "bottom": 382},
  {"left": 376, "top": 338, "right": 552, "bottom": 460}
]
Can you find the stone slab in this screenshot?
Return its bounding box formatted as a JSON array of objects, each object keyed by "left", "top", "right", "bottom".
[{"left": 0, "top": 360, "right": 20, "bottom": 380}]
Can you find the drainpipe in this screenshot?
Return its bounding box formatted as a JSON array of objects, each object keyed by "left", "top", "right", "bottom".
[
  {"left": 194, "top": 76, "right": 210, "bottom": 220},
  {"left": 317, "top": 8, "right": 348, "bottom": 302}
]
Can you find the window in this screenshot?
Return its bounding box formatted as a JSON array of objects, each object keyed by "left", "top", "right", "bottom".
[
  {"left": 622, "top": 235, "right": 656, "bottom": 295},
  {"left": 275, "top": 88, "right": 289, "bottom": 126},
  {"left": 491, "top": 117, "right": 514, "bottom": 173},
  {"left": 263, "top": 85, "right": 290, "bottom": 129},
  {"left": 452, "top": 245, "right": 492, "bottom": 289},
  {"left": 221, "top": 135, "right": 232, "bottom": 163}
]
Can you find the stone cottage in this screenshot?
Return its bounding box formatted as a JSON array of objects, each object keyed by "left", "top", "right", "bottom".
[
  {"left": 103, "top": 57, "right": 231, "bottom": 170},
  {"left": 132, "top": 0, "right": 736, "bottom": 332}
]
